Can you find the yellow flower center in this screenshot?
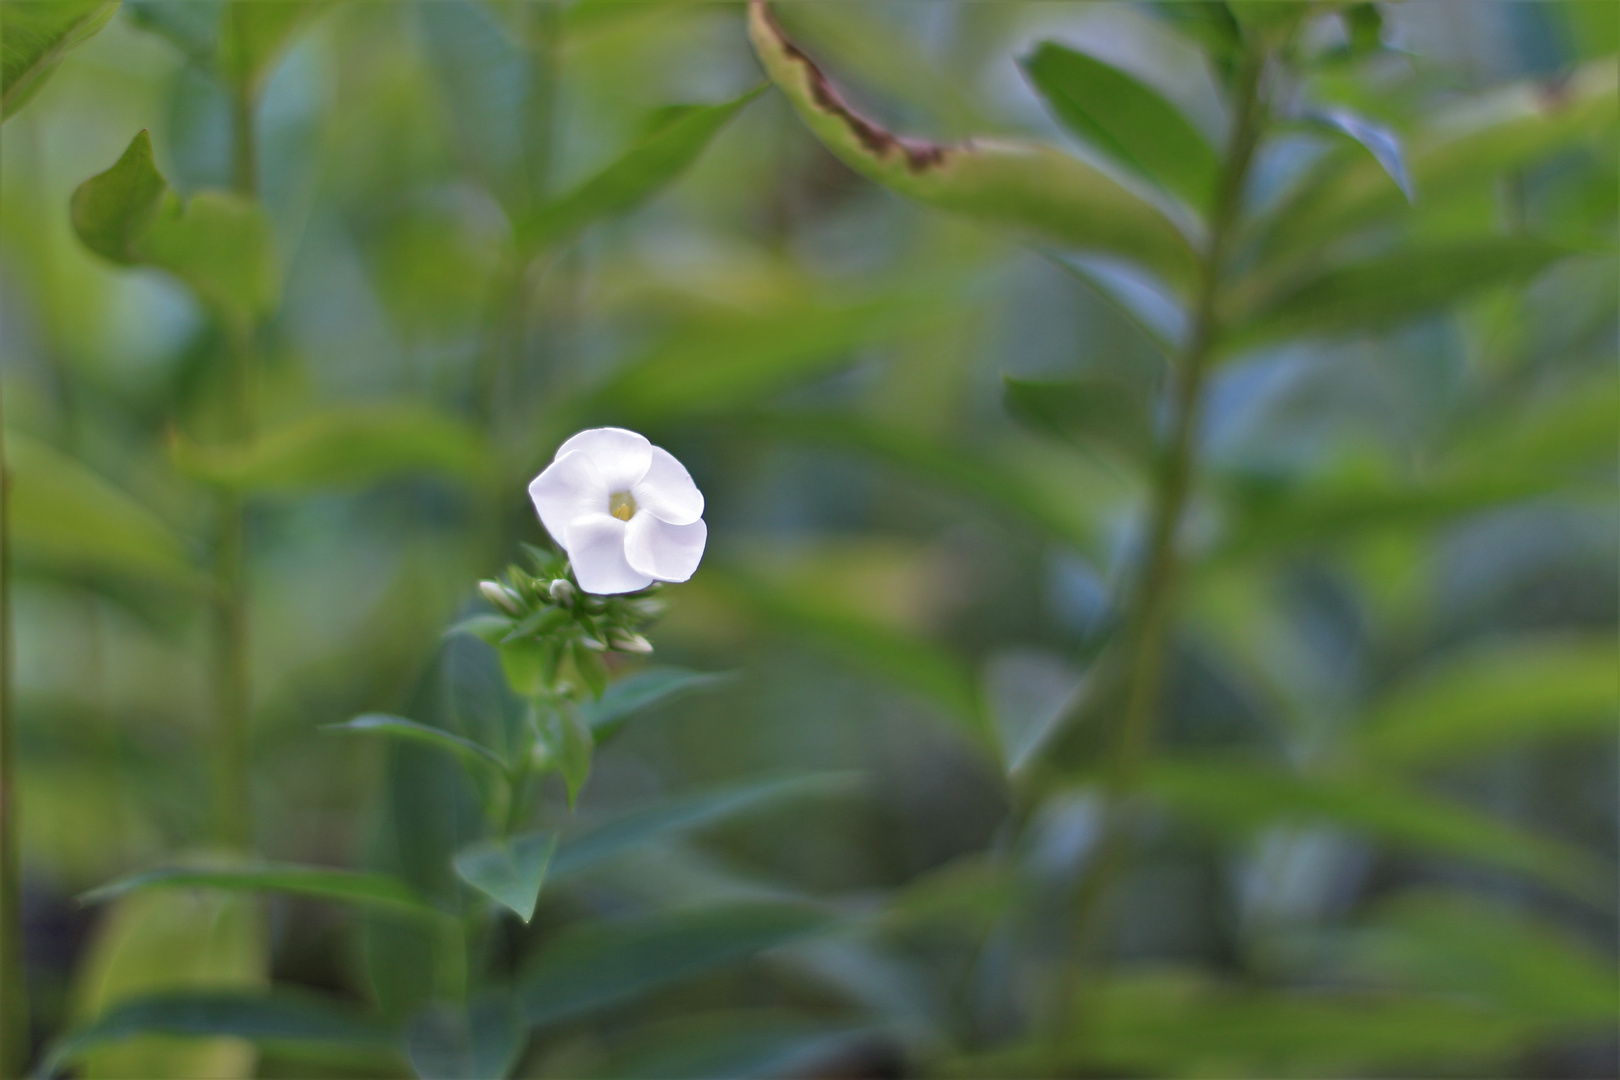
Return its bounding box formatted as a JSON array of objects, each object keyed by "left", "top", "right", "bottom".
[{"left": 610, "top": 491, "right": 637, "bottom": 522}]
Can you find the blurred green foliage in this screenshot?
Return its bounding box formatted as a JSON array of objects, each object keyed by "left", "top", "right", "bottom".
[{"left": 0, "top": 1, "right": 1615, "bottom": 1078}]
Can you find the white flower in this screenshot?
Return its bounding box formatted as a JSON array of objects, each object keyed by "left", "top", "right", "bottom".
[{"left": 528, "top": 427, "right": 706, "bottom": 595}]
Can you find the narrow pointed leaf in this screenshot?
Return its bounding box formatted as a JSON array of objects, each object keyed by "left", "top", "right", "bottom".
[
  {"left": 36, "top": 991, "right": 394, "bottom": 1079},
  {"left": 519, "top": 903, "right": 835, "bottom": 1027},
  {"left": 1, "top": 0, "right": 120, "bottom": 120},
  {"left": 1145, "top": 758, "right": 1606, "bottom": 900},
  {"left": 1359, "top": 637, "right": 1619, "bottom": 766},
  {"left": 219, "top": 1, "right": 329, "bottom": 95},
  {"left": 550, "top": 772, "right": 859, "bottom": 881},
  {"left": 1228, "top": 238, "right": 1570, "bottom": 352},
  {"left": 1309, "top": 108, "right": 1413, "bottom": 202},
  {"left": 324, "top": 714, "right": 508, "bottom": 774},
  {"left": 1003, "top": 374, "right": 1156, "bottom": 463},
  {"left": 170, "top": 404, "right": 488, "bottom": 490},
  {"left": 452, "top": 832, "right": 559, "bottom": 922},
  {"left": 7, "top": 433, "right": 203, "bottom": 591},
  {"left": 518, "top": 85, "right": 764, "bottom": 252},
  {"left": 748, "top": 0, "right": 1197, "bottom": 292},
  {"left": 1022, "top": 41, "right": 1218, "bottom": 211},
  {"left": 81, "top": 865, "right": 440, "bottom": 917},
  {"left": 578, "top": 667, "right": 736, "bottom": 740}
]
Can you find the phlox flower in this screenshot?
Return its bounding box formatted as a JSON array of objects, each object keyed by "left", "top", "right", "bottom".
[{"left": 528, "top": 427, "right": 706, "bottom": 595}]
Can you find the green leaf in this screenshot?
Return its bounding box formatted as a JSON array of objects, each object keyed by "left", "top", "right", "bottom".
[
  {"left": 218, "top": 1, "right": 329, "bottom": 96},
  {"left": 1003, "top": 374, "right": 1156, "bottom": 464},
  {"left": 71, "top": 130, "right": 279, "bottom": 320},
  {"left": 1075, "top": 972, "right": 1528, "bottom": 1076},
  {"left": 67, "top": 888, "right": 267, "bottom": 1080},
  {"left": 1144, "top": 757, "right": 1606, "bottom": 900},
  {"left": 1022, "top": 42, "right": 1218, "bottom": 211},
  {"left": 324, "top": 714, "right": 508, "bottom": 774},
  {"left": 451, "top": 832, "right": 559, "bottom": 922},
  {"left": 550, "top": 772, "right": 858, "bottom": 881},
  {"left": 403, "top": 996, "right": 523, "bottom": 1080},
  {"left": 1358, "top": 636, "right": 1619, "bottom": 766},
  {"left": 733, "top": 411, "right": 1099, "bottom": 556},
  {"left": 38, "top": 991, "right": 395, "bottom": 1079},
  {"left": 748, "top": 0, "right": 1198, "bottom": 293},
  {"left": 702, "top": 568, "right": 986, "bottom": 737},
  {"left": 1308, "top": 108, "right": 1413, "bottom": 202},
  {"left": 7, "top": 433, "right": 203, "bottom": 592},
  {"left": 1228, "top": 238, "right": 1571, "bottom": 352},
  {"left": 556, "top": 705, "right": 593, "bottom": 808},
  {"left": 1, "top": 1, "right": 119, "bottom": 120},
  {"left": 518, "top": 85, "right": 764, "bottom": 252},
  {"left": 81, "top": 865, "right": 441, "bottom": 918},
  {"left": 1260, "top": 60, "right": 1617, "bottom": 260},
  {"left": 593, "top": 1011, "right": 874, "bottom": 1080},
  {"left": 1351, "top": 891, "right": 1619, "bottom": 1025},
  {"left": 518, "top": 902, "right": 835, "bottom": 1027},
  {"left": 577, "top": 667, "right": 735, "bottom": 741},
  {"left": 595, "top": 292, "right": 938, "bottom": 423},
  {"left": 448, "top": 615, "right": 515, "bottom": 648},
  {"left": 170, "top": 404, "right": 488, "bottom": 490}
]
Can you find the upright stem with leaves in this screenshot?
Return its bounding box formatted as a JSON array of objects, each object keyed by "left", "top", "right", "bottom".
[
  {"left": 0, "top": 384, "right": 23, "bottom": 1080},
  {"left": 1048, "top": 42, "right": 1270, "bottom": 1051}
]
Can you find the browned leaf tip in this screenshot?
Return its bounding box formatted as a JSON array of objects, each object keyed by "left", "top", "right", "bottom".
[{"left": 750, "top": 0, "right": 951, "bottom": 174}]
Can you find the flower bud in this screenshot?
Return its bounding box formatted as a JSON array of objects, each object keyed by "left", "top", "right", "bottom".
[
  {"left": 548, "top": 579, "right": 576, "bottom": 605},
  {"left": 578, "top": 635, "right": 608, "bottom": 651},
  {"left": 610, "top": 631, "right": 654, "bottom": 655},
  {"left": 479, "top": 580, "right": 522, "bottom": 614}
]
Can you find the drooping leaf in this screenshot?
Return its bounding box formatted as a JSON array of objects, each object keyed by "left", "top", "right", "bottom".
[
  {"left": 549, "top": 772, "right": 859, "bottom": 881},
  {"left": 170, "top": 404, "right": 489, "bottom": 490},
  {"left": 81, "top": 865, "right": 441, "bottom": 918},
  {"left": 324, "top": 714, "right": 508, "bottom": 775},
  {"left": 1003, "top": 374, "right": 1157, "bottom": 464},
  {"left": 556, "top": 705, "right": 593, "bottom": 807},
  {"left": 1260, "top": 60, "right": 1617, "bottom": 260},
  {"left": 982, "top": 650, "right": 1086, "bottom": 775},
  {"left": 68, "top": 889, "right": 267, "bottom": 1080},
  {"left": 518, "top": 902, "right": 835, "bottom": 1027},
  {"left": 403, "top": 995, "right": 523, "bottom": 1080},
  {"left": 1227, "top": 238, "right": 1571, "bottom": 353},
  {"left": 1144, "top": 757, "right": 1606, "bottom": 899},
  {"left": 1358, "top": 636, "right": 1619, "bottom": 766},
  {"left": 518, "top": 85, "right": 765, "bottom": 251},
  {"left": 39, "top": 990, "right": 395, "bottom": 1080},
  {"left": 1308, "top": 107, "right": 1414, "bottom": 202},
  {"left": 7, "top": 433, "right": 203, "bottom": 592},
  {"left": 1022, "top": 42, "right": 1218, "bottom": 211},
  {"left": 71, "top": 130, "right": 279, "bottom": 319},
  {"left": 1, "top": 1, "right": 120, "bottom": 120},
  {"left": 577, "top": 667, "right": 735, "bottom": 741},
  {"left": 748, "top": 0, "right": 1198, "bottom": 293},
  {"left": 452, "top": 832, "right": 559, "bottom": 922}
]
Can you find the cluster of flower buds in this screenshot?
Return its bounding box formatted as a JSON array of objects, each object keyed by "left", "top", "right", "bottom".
[{"left": 471, "top": 545, "right": 665, "bottom": 699}]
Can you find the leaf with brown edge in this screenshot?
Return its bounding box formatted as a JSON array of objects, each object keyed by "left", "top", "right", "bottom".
[{"left": 747, "top": 0, "right": 1198, "bottom": 295}]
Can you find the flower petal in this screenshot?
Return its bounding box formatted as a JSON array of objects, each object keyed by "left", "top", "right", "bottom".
[
  {"left": 563, "top": 513, "right": 655, "bottom": 595},
  {"left": 555, "top": 427, "right": 651, "bottom": 493},
  {"left": 632, "top": 445, "right": 704, "bottom": 525},
  {"left": 624, "top": 513, "right": 707, "bottom": 583},
  {"left": 528, "top": 451, "right": 607, "bottom": 546}
]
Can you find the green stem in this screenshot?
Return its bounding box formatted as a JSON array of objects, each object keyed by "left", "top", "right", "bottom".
[
  {"left": 212, "top": 73, "right": 260, "bottom": 850},
  {"left": 0, "top": 385, "right": 27, "bottom": 1080},
  {"left": 1045, "top": 47, "right": 1270, "bottom": 1057}
]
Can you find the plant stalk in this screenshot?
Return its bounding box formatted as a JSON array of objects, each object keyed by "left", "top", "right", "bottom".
[
  {"left": 211, "top": 78, "right": 260, "bottom": 850},
  {"left": 1045, "top": 47, "right": 1270, "bottom": 1057},
  {"left": 0, "top": 383, "right": 27, "bottom": 1080}
]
